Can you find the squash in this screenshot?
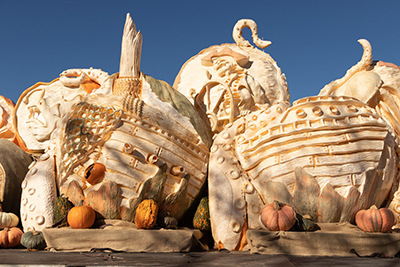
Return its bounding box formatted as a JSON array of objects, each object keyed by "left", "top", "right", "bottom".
[
  {"left": 260, "top": 200, "right": 297, "bottom": 231},
  {"left": 0, "top": 205, "right": 19, "bottom": 229},
  {"left": 21, "top": 230, "right": 46, "bottom": 250},
  {"left": 0, "top": 227, "right": 23, "bottom": 248},
  {"left": 135, "top": 199, "right": 158, "bottom": 229},
  {"left": 84, "top": 163, "right": 106, "bottom": 185},
  {"left": 193, "top": 197, "right": 211, "bottom": 231},
  {"left": 355, "top": 205, "right": 395, "bottom": 233},
  {"left": 53, "top": 194, "right": 74, "bottom": 227},
  {"left": 67, "top": 202, "right": 96, "bottom": 229}
]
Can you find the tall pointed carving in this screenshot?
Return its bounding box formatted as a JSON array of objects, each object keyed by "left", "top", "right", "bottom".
[{"left": 114, "top": 13, "right": 143, "bottom": 97}]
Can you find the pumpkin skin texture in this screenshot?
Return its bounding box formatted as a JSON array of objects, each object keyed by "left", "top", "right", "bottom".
[
  {"left": 21, "top": 230, "right": 46, "bottom": 250},
  {"left": 135, "top": 199, "right": 158, "bottom": 229},
  {"left": 84, "top": 163, "right": 106, "bottom": 185},
  {"left": 67, "top": 205, "right": 96, "bottom": 229},
  {"left": 355, "top": 205, "right": 395, "bottom": 233},
  {"left": 0, "top": 227, "right": 23, "bottom": 248},
  {"left": 260, "top": 201, "right": 297, "bottom": 231}
]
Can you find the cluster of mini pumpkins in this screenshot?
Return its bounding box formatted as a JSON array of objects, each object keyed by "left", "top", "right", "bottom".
[
  {"left": 259, "top": 200, "right": 397, "bottom": 233},
  {"left": 0, "top": 204, "right": 46, "bottom": 250}
]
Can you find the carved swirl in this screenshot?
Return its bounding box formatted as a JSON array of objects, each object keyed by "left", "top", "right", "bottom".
[
  {"left": 319, "top": 39, "right": 373, "bottom": 96},
  {"left": 232, "top": 19, "right": 271, "bottom": 49}
]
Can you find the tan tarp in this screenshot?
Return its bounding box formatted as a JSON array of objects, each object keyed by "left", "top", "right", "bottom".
[
  {"left": 43, "top": 220, "right": 208, "bottom": 252},
  {"left": 247, "top": 222, "right": 400, "bottom": 257}
]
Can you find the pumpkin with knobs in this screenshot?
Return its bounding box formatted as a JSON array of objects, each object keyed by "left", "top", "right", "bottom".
[{"left": 135, "top": 199, "right": 158, "bottom": 229}]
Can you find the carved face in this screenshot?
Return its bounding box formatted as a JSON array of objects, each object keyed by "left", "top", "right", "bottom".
[
  {"left": 25, "top": 89, "right": 60, "bottom": 142},
  {"left": 212, "top": 56, "right": 241, "bottom": 78}
]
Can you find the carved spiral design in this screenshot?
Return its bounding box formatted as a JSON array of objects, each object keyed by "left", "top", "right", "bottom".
[{"left": 232, "top": 19, "right": 271, "bottom": 49}]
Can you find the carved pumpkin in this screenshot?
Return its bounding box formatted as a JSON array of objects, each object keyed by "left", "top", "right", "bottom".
[
  {"left": 355, "top": 205, "right": 395, "bottom": 233},
  {"left": 0, "top": 209, "right": 19, "bottom": 229},
  {"left": 67, "top": 203, "right": 96, "bottom": 229},
  {"left": 84, "top": 163, "right": 106, "bottom": 185},
  {"left": 21, "top": 230, "right": 46, "bottom": 250},
  {"left": 260, "top": 200, "right": 297, "bottom": 231},
  {"left": 0, "top": 227, "right": 23, "bottom": 248},
  {"left": 135, "top": 199, "right": 158, "bottom": 229}
]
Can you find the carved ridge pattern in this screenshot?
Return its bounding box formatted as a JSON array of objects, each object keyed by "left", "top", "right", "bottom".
[
  {"left": 64, "top": 109, "right": 209, "bottom": 206},
  {"left": 119, "top": 113, "right": 209, "bottom": 160},
  {"left": 234, "top": 97, "right": 393, "bottom": 199}
]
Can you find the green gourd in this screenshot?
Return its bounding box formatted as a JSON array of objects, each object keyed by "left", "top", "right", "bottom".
[
  {"left": 21, "top": 230, "right": 47, "bottom": 250},
  {"left": 53, "top": 194, "right": 74, "bottom": 227}
]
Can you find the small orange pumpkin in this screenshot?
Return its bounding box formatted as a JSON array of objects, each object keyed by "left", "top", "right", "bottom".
[
  {"left": 0, "top": 227, "right": 23, "bottom": 248},
  {"left": 355, "top": 205, "right": 395, "bottom": 233},
  {"left": 67, "top": 203, "right": 96, "bottom": 229},
  {"left": 84, "top": 163, "right": 106, "bottom": 185},
  {"left": 260, "top": 200, "right": 296, "bottom": 231},
  {"left": 135, "top": 199, "right": 158, "bottom": 229}
]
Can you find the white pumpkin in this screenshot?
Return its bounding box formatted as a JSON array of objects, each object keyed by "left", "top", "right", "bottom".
[{"left": 0, "top": 210, "right": 19, "bottom": 229}]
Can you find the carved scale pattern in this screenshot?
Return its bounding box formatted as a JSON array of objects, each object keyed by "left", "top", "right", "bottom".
[{"left": 59, "top": 102, "right": 122, "bottom": 180}]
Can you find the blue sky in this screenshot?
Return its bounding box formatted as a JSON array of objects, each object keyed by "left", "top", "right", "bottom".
[{"left": 1, "top": 1, "right": 400, "bottom": 104}]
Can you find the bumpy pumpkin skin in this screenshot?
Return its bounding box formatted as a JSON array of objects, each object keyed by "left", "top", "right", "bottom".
[
  {"left": 135, "top": 199, "right": 158, "bottom": 229},
  {"left": 355, "top": 205, "right": 395, "bottom": 233},
  {"left": 54, "top": 195, "right": 74, "bottom": 227},
  {"left": 67, "top": 205, "right": 96, "bottom": 229},
  {"left": 260, "top": 201, "right": 297, "bottom": 231},
  {"left": 193, "top": 197, "right": 211, "bottom": 231},
  {"left": 0, "top": 227, "right": 23, "bottom": 248},
  {"left": 21, "top": 230, "right": 46, "bottom": 250}
]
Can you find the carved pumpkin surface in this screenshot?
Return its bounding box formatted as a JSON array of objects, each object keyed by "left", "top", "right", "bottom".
[
  {"left": 208, "top": 96, "right": 397, "bottom": 250},
  {"left": 58, "top": 75, "right": 210, "bottom": 222}
]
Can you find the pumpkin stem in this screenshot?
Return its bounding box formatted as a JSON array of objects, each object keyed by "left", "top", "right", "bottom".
[
  {"left": 370, "top": 205, "right": 378, "bottom": 210},
  {"left": 273, "top": 200, "right": 282, "bottom": 211},
  {"left": 31, "top": 230, "right": 39, "bottom": 236}
]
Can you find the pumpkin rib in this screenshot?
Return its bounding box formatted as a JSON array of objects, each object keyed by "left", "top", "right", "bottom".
[{"left": 380, "top": 208, "right": 395, "bottom": 233}]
